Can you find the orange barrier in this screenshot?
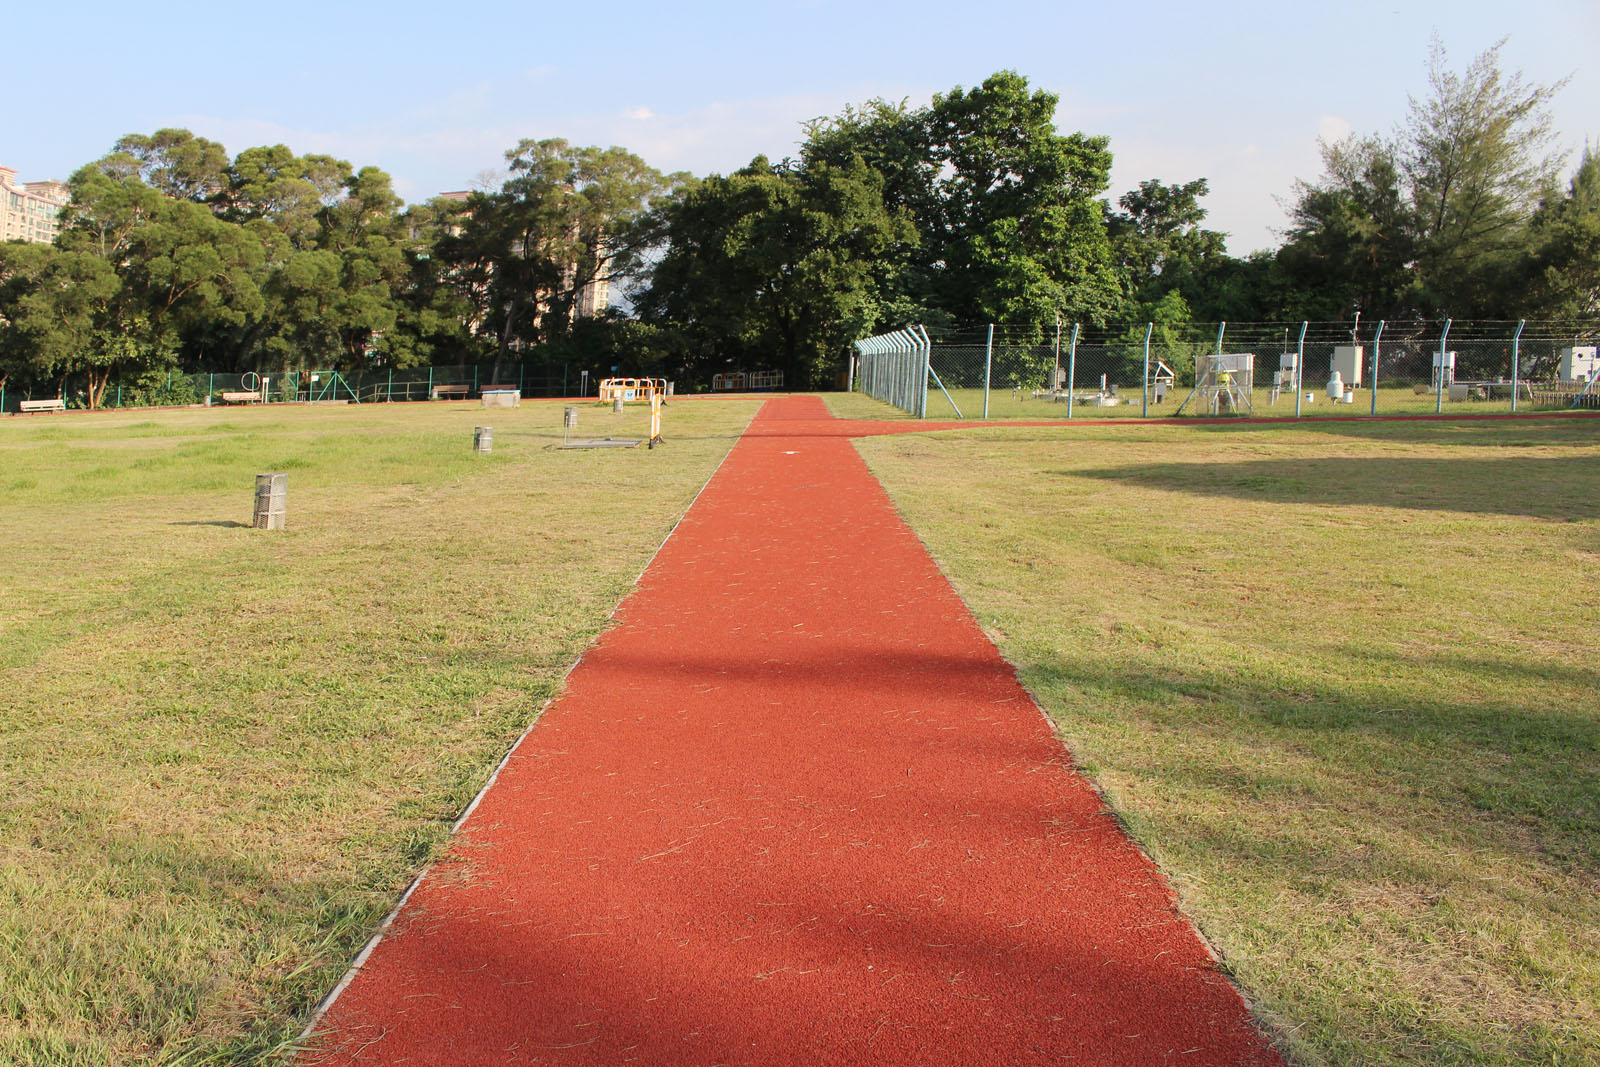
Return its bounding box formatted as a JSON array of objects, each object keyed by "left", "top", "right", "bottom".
[
  {"left": 598, "top": 377, "right": 666, "bottom": 403},
  {"left": 712, "top": 370, "right": 783, "bottom": 391}
]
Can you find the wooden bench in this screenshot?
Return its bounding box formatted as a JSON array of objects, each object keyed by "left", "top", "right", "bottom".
[
  {"left": 430, "top": 384, "right": 470, "bottom": 400},
  {"left": 19, "top": 398, "right": 66, "bottom": 413},
  {"left": 220, "top": 391, "right": 261, "bottom": 404}
]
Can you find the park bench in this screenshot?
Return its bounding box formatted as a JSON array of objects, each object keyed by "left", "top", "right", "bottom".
[
  {"left": 19, "top": 398, "right": 66, "bottom": 413},
  {"left": 220, "top": 391, "right": 261, "bottom": 404},
  {"left": 430, "top": 384, "right": 470, "bottom": 400}
]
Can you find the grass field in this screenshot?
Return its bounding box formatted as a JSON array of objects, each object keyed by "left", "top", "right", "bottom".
[
  {"left": 0, "top": 396, "right": 761, "bottom": 1065},
  {"left": 6, "top": 394, "right": 1597, "bottom": 1064},
  {"left": 834, "top": 395, "right": 1600, "bottom": 1065},
  {"left": 918, "top": 384, "right": 1576, "bottom": 420}
]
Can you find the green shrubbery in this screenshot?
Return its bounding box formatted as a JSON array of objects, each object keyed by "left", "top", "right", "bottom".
[{"left": 114, "top": 369, "right": 201, "bottom": 409}]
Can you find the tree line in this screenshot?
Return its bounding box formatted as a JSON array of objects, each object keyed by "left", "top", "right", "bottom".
[{"left": 2, "top": 39, "right": 1594, "bottom": 405}]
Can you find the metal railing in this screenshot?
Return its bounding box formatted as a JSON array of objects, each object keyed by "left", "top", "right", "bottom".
[
  {"left": 852, "top": 326, "right": 934, "bottom": 418},
  {"left": 852, "top": 320, "right": 1600, "bottom": 420},
  {"left": 1, "top": 364, "right": 591, "bottom": 414}
]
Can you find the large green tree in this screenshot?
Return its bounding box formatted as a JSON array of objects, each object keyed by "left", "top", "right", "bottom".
[
  {"left": 110, "top": 129, "right": 230, "bottom": 203},
  {"left": 1107, "top": 178, "right": 1231, "bottom": 321},
  {"left": 921, "top": 72, "right": 1120, "bottom": 324},
  {"left": 1276, "top": 136, "right": 1417, "bottom": 320},
  {"left": 1278, "top": 37, "right": 1567, "bottom": 320},
  {"left": 1521, "top": 145, "right": 1600, "bottom": 318},
  {"left": 0, "top": 240, "right": 159, "bottom": 408},
  {"left": 49, "top": 161, "right": 262, "bottom": 404},
  {"left": 638, "top": 155, "right": 906, "bottom": 387},
  {"left": 438, "top": 139, "right": 677, "bottom": 381},
  {"left": 801, "top": 99, "right": 941, "bottom": 326},
  {"left": 1404, "top": 37, "right": 1566, "bottom": 314},
  {"left": 0, "top": 243, "right": 63, "bottom": 394},
  {"left": 219, "top": 145, "right": 351, "bottom": 250},
  {"left": 802, "top": 71, "right": 1121, "bottom": 329},
  {"left": 386, "top": 198, "right": 480, "bottom": 367},
  {"left": 203, "top": 150, "right": 422, "bottom": 370}
]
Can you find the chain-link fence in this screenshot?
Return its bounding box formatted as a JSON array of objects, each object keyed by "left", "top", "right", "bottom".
[
  {"left": 1, "top": 363, "right": 592, "bottom": 414},
  {"left": 852, "top": 327, "right": 932, "bottom": 417},
  {"left": 853, "top": 320, "right": 1600, "bottom": 420}
]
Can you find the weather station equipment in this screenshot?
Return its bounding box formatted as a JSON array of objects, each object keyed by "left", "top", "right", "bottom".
[
  {"left": 1178, "top": 353, "right": 1255, "bottom": 415},
  {"left": 1331, "top": 345, "right": 1364, "bottom": 389},
  {"left": 1560, "top": 346, "right": 1598, "bottom": 383},
  {"left": 1269, "top": 352, "right": 1297, "bottom": 404},
  {"left": 1433, "top": 350, "right": 1457, "bottom": 395}
]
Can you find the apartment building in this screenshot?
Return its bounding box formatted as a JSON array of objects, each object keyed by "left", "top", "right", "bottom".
[
  {"left": 1, "top": 165, "right": 68, "bottom": 244},
  {"left": 573, "top": 272, "right": 609, "bottom": 318},
  {"left": 431, "top": 190, "right": 610, "bottom": 320}
]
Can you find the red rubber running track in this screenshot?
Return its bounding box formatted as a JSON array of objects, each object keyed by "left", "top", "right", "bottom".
[{"left": 306, "top": 396, "right": 1283, "bottom": 1066}]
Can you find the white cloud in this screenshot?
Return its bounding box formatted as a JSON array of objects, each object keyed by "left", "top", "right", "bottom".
[
  {"left": 174, "top": 79, "right": 1325, "bottom": 254},
  {"left": 172, "top": 83, "right": 923, "bottom": 205},
  {"left": 1107, "top": 132, "right": 1324, "bottom": 255},
  {"left": 1317, "top": 115, "right": 1352, "bottom": 144}
]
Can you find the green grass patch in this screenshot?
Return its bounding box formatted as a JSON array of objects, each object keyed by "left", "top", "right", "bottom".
[
  {"left": 0, "top": 396, "right": 760, "bottom": 1064},
  {"left": 821, "top": 390, "right": 919, "bottom": 421},
  {"left": 851, "top": 415, "right": 1600, "bottom": 1065},
  {"left": 861, "top": 384, "right": 1577, "bottom": 420}
]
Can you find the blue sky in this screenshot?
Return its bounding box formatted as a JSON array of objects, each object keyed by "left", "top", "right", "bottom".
[{"left": 6, "top": 0, "right": 1596, "bottom": 253}]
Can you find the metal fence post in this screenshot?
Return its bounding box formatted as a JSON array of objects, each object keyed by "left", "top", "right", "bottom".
[
  {"left": 1053, "top": 313, "right": 1063, "bottom": 400},
  {"left": 884, "top": 334, "right": 896, "bottom": 410},
  {"left": 1141, "top": 322, "right": 1152, "bottom": 418},
  {"left": 1294, "top": 322, "right": 1308, "bottom": 417},
  {"left": 896, "top": 329, "right": 908, "bottom": 412},
  {"left": 1511, "top": 319, "right": 1525, "bottom": 412},
  {"left": 918, "top": 325, "right": 932, "bottom": 418},
  {"left": 903, "top": 329, "right": 915, "bottom": 415},
  {"left": 908, "top": 329, "right": 921, "bottom": 415},
  {"left": 919, "top": 325, "right": 956, "bottom": 419},
  {"left": 900, "top": 333, "right": 907, "bottom": 411},
  {"left": 1370, "top": 320, "right": 1385, "bottom": 415},
  {"left": 892, "top": 332, "right": 902, "bottom": 411},
  {"left": 1437, "top": 318, "right": 1452, "bottom": 415},
  {"left": 909, "top": 328, "right": 920, "bottom": 415},
  {"left": 889, "top": 334, "right": 902, "bottom": 409},
  {"left": 906, "top": 329, "right": 915, "bottom": 416},
  {"left": 983, "top": 324, "right": 994, "bottom": 419},
  {"left": 879, "top": 336, "right": 888, "bottom": 407},
  {"left": 1067, "top": 322, "right": 1080, "bottom": 419},
  {"left": 878, "top": 335, "right": 886, "bottom": 402},
  {"left": 905, "top": 330, "right": 915, "bottom": 415},
  {"left": 1216, "top": 321, "right": 1226, "bottom": 355}
]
